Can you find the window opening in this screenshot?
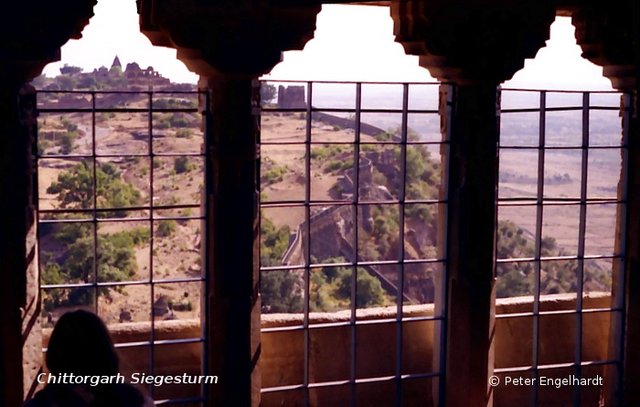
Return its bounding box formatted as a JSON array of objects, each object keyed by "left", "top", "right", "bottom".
[
  {"left": 36, "top": 84, "right": 208, "bottom": 405},
  {"left": 495, "top": 87, "right": 628, "bottom": 406},
  {"left": 258, "top": 80, "right": 447, "bottom": 406}
]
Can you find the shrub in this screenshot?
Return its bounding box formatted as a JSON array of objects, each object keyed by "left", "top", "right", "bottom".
[
  {"left": 157, "top": 219, "right": 177, "bottom": 237},
  {"left": 176, "top": 129, "right": 192, "bottom": 138},
  {"left": 174, "top": 156, "right": 193, "bottom": 174},
  {"left": 169, "top": 113, "right": 191, "bottom": 128},
  {"left": 59, "top": 131, "right": 78, "bottom": 154},
  {"left": 262, "top": 164, "right": 288, "bottom": 185}
]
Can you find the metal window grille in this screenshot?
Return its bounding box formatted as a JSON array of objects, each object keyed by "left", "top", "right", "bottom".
[
  {"left": 258, "top": 80, "right": 448, "bottom": 406},
  {"left": 495, "top": 88, "right": 629, "bottom": 406},
  {"left": 36, "top": 89, "right": 209, "bottom": 406}
]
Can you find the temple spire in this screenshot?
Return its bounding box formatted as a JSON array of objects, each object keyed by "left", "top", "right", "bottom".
[{"left": 111, "top": 55, "right": 122, "bottom": 70}]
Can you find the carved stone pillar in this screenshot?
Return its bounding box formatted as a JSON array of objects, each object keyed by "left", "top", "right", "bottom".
[
  {"left": 0, "top": 2, "right": 95, "bottom": 405},
  {"left": 391, "top": 1, "right": 554, "bottom": 406},
  {"left": 138, "top": 2, "right": 320, "bottom": 405},
  {"left": 573, "top": 3, "right": 640, "bottom": 404}
]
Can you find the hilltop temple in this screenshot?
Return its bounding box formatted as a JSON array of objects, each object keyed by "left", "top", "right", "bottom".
[{"left": 55, "top": 55, "right": 172, "bottom": 89}]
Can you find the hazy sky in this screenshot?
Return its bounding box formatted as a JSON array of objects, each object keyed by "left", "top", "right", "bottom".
[{"left": 43, "top": 0, "right": 612, "bottom": 90}]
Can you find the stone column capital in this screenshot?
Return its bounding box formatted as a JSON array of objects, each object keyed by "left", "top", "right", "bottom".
[
  {"left": 391, "top": 0, "right": 555, "bottom": 85},
  {"left": 572, "top": 1, "right": 639, "bottom": 91},
  {"left": 138, "top": 0, "right": 321, "bottom": 77},
  {"left": 0, "top": 0, "right": 96, "bottom": 83}
]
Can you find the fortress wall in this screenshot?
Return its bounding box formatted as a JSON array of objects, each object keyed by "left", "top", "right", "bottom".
[{"left": 311, "top": 111, "right": 386, "bottom": 137}]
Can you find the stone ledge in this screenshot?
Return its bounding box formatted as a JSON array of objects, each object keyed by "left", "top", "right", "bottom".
[{"left": 41, "top": 292, "right": 612, "bottom": 339}]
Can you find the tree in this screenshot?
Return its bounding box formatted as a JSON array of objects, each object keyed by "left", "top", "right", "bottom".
[
  {"left": 260, "top": 83, "right": 277, "bottom": 105},
  {"left": 59, "top": 131, "right": 78, "bottom": 154},
  {"left": 157, "top": 219, "right": 177, "bottom": 237},
  {"left": 60, "top": 64, "right": 83, "bottom": 75},
  {"left": 261, "top": 271, "right": 303, "bottom": 313},
  {"left": 336, "top": 267, "right": 388, "bottom": 308},
  {"left": 47, "top": 161, "right": 141, "bottom": 217},
  {"left": 308, "top": 257, "right": 390, "bottom": 311},
  {"left": 260, "top": 217, "right": 290, "bottom": 267},
  {"left": 41, "top": 226, "right": 149, "bottom": 307},
  {"left": 57, "top": 75, "right": 77, "bottom": 90}
]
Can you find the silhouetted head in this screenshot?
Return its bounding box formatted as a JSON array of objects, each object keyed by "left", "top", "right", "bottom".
[{"left": 46, "top": 310, "right": 119, "bottom": 376}]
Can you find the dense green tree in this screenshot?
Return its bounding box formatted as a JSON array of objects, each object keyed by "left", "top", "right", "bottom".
[
  {"left": 157, "top": 219, "right": 177, "bottom": 237},
  {"left": 260, "top": 217, "right": 291, "bottom": 267},
  {"left": 60, "top": 64, "right": 83, "bottom": 75},
  {"left": 260, "top": 84, "right": 277, "bottom": 105},
  {"left": 336, "top": 267, "right": 388, "bottom": 308},
  {"left": 261, "top": 271, "right": 304, "bottom": 313},
  {"left": 47, "top": 161, "right": 141, "bottom": 217},
  {"left": 41, "top": 226, "right": 149, "bottom": 307}
]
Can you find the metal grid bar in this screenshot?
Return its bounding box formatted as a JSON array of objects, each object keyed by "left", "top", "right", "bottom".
[
  {"left": 37, "top": 89, "right": 200, "bottom": 95},
  {"left": 260, "top": 140, "right": 445, "bottom": 146},
  {"left": 395, "top": 82, "right": 409, "bottom": 405},
  {"left": 261, "top": 315, "right": 446, "bottom": 333},
  {"left": 613, "top": 93, "right": 632, "bottom": 406},
  {"left": 200, "top": 89, "right": 211, "bottom": 406},
  {"left": 498, "top": 198, "right": 622, "bottom": 205},
  {"left": 495, "top": 307, "right": 623, "bottom": 320},
  {"left": 497, "top": 254, "right": 622, "bottom": 264},
  {"left": 262, "top": 258, "right": 445, "bottom": 271},
  {"left": 497, "top": 144, "right": 623, "bottom": 150},
  {"left": 494, "top": 360, "right": 619, "bottom": 374},
  {"left": 36, "top": 90, "right": 208, "bottom": 406},
  {"left": 258, "top": 79, "right": 441, "bottom": 85},
  {"left": 260, "top": 198, "right": 447, "bottom": 207},
  {"left": 259, "top": 80, "right": 447, "bottom": 406},
  {"left": 500, "top": 106, "right": 618, "bottom": 114},
  {"left": 348, "top": 82, "right": 362, "bottom": 407},
  {"left": 496, "top": 88, "right": 628, "bottom": 407},
  {"left": 147, "top": 91, "right": 157, "bottom": 399},
  {"left": 38, "top": 108, "right": 198, "bottom": 114},
  {"left": 571, "top": 92, "right": 591, "bottom": 405},
  {"left": 261, "top": 371, "right": 441, "bottom": 394},
  {"left": 264, "top": 107, "right": 439, "bottom": 114},
  {"left": 302, "top": 80, "right": 313, "bottom": 407}
]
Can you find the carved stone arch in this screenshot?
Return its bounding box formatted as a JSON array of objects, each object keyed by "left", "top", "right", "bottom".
[
  {"left": 572, "top": 1, "right": 639, "bottom": 91},
  {"left": 138, "top": 0, "right": 321, "bottom": 77},
  {"left": 390, "top": 0, "right": 556, "bottom": 85}
]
